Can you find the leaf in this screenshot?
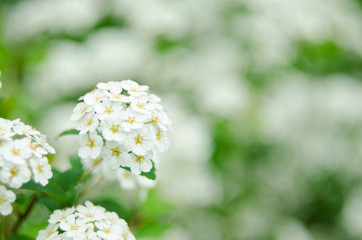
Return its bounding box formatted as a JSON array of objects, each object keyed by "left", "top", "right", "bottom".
[
  {"left": 39, "top": 196, "right": 60, "bottom": 212},
  {"left": 70, "top": 155, "right": 83, "bottom": 169},
  {"left": 54, "top": 168, "right": 83, "bottom": 191},
  {"left": 10, "top": 235, "right": 33, "bottom": 240},
  {"left": 21, "top": 178, "right": 65, "bottom": 198},
  {"left": 120, "top": 160, "right": 157, "bottom": 181},
  {"left": 58, "top": 129, "right": 79, "bottom": 138}
]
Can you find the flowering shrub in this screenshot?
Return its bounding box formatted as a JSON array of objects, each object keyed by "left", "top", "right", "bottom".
[
  {"left": 37, "top": 201, "right": 135, "bottom": 240},
  {"left": 70, "top": 80, "right": 171, "bottom": 189},
  {"left": 0, "top": 118, "right": 55, "bottom": 216}
]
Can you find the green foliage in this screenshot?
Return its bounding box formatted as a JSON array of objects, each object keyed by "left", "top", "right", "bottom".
[{"left": 57, "top": 129, "right": 80, "bottom": 138}]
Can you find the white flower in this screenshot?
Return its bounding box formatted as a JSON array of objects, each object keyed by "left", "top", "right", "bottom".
[
  {"left": 129, "top": 96, "right": 154, "bottom": 115},
  {"left": 3, "top": 139, "right": 32, "bottom": 165},
  {"left": 95, "top": 221, "right": 121, "bottom": 240},
  {"left": 49, "top": 208, "right": 76, "bottom": 224},
  {"left": 94, "top": 99, "right": 123, "bottom": 120},
  {"left": 36, "top": 224, "right": 59, "bottom": 240},
  {"left": 78, "top": 132, "right": 103, "bottom": 159},
  {"left": 127, "top": 152, "right": 153, "bottom": 175},
  {"left": 0, "top": 119, "right": 15, "bottom": 139},
  {"left": 101, "top": 141, "right": 127, "bottom": 169},
  {"left": 0, "top": 162, "right": 31, "bottom": 188},
  {"left": 76, "top": 113, "right": 99, "bottom": 134},
  {"left": 125, "top": 128, "right": 154, "bottom": 155},
  {"left": 71, "top": 102, "right": 94, "bottom": 121},
  {"left": 13, "top": 122, "right": 40, "bottom": 136},
  {"left": 150, "top": 110, "right": 172, "bottom": 131},
  {"left": 83, "top": 89, "right": 107, "bottom": 106},
  {"left": 0, "top": 186, "right": 16, "bottom": 216},
  {"left": 121, "top": 80, "right": 149, "bottom": 97},
  {"left": 59, "top": 215, "right": 88, "bottom": 238},
  {"left": 38, "top": 202, "right": 136, "bottom": 240},
  {"left": 121, "top": 109, "right": 147, "bottom": 132},
  {"left": 76, "top": 201, "right": 105, "bottom": 222},
  {"left": 30, "top": 157, "right": 53, "bottom": 186},
  {"left": 154, "top": 129, "right": 170, "bottom": 152},
  {"left": 101, "top": 115, "right": 125, "bottom": 142}
]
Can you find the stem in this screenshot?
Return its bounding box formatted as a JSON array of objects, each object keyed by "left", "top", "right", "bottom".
[
  {"left": 75, "top": 175, "right": 103, "bottom": 205},
  {"left": 11, "top": 195, "right": 39, "bottom": 235},
  {"left": 1, "top": 216, "right": 5, "bottom": 240}
]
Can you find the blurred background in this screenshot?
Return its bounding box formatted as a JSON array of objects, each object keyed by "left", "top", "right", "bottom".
[{"left": 1, "top": 0, "right": 362, "bottom": 239}]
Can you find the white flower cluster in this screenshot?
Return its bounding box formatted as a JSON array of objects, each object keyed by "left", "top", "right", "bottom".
[
  {"left": 0, "top": 118, "right": 55, "bottom": 216},
  {"left": 37, "top": 201, "right": 136, "bottom": 240},
  {"left": 71, "top": 80, "right": 171, "bottom": 185}
]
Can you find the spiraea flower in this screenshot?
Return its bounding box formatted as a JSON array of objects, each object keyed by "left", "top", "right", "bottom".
[
  {"left": 37, "top": 201, "right": 136, "bottom": 240},
  {"left": 71, "top": 80, "right": 171, "bottom": 189},
  {"left": 0, "top": 118, "right": 55, "bottom": 215}
]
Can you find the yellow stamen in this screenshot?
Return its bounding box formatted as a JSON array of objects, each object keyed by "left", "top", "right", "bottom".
[
  {"left": 105, "top": 107, "right": 113, "bottom": 114},
  {"left": 0, "top": 196, "right": 5, "bottom": 204},
  {"left": 136, "top": 103, "right": 144, "bottom": 109},
  {"left": 152, "top": 115, "right": 159, "bottom": 123},
  {"left": 127, "top": 117, "right": 135, "bottom": 124},
  {"left": 113, "top": 94, "right": 120, "bottom": 100},
  {"left": 87, "top": 119, "right": 93, "bottom": 126},
  {"left": 156, "top": 132, "right": 161, "bottom": 141},
  {"left": 104, "top": 229, "right": 111, "bottom": 234},
  {"left": 135, "top": 136, "right": 143, "bottom": 144},
  {"left": 136, "top": 156, "right": 144, "bottom": 163},
  {"left": 88, "top": 140, "right": 95, "bottom": 148},
  {"left": 12, "top": 149, "right": 20, "bottom": 156},
  {"left": 10, "top": 168, "right": 19, "bottom": 177},
  {"left": 112, "top": 148, "right": 121, "bottom": 156},
  {"left": 36, "top": 165, "right": 43, "bottom": 174},
  {"left": 111, "top": 125, "right": 119, "bottom": 133},
  {"left": 29, "top": 143, "right": 38, "bottom": 151},
  {"left": 71, "top": 224, "right": 79, "bottom": 231}
]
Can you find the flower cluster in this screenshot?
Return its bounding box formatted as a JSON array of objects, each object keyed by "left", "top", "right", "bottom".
[
  {"left": 37, "top": 201, "right": 136, "bottom": 240},
  {"left": 0, "top": 118, "right": 55, "bottom": 215},
  {"left": 71, "top": 80, "right": 171, "bottom": 185}
]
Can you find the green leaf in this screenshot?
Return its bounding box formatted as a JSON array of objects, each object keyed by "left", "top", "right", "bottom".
[
  {"left": 10, "top": 235, "right": 33, "bottom": 240},
  {"left": 54, "top": 168, "right": 83, "bottom": 191},
  {"left": 21, "top": 178, "right": 65, "bottom": 198},
  {"left": 58, "top": 129, "right": 79, "bottom": 138},
  {"left": 70, "top": 155, "right": 83, "bottom": 169},
  {"left": 120, "top": 160, "right": 157, "bottom": 180},
  {"left": 39, "top": 196, "right": 60, "bottom": 212}
]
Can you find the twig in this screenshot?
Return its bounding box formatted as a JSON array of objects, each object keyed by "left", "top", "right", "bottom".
[{"left": 11, "top": 195, "right": 39, "bottom": 235}]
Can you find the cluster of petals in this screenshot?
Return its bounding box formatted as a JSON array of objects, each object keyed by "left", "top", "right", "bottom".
[
  {"left": 71, "top": 80, "right": 171, "bottom": 185},
  {"left": 0, "top": 118, "right": 55, "bottom": 215},
  {"left": 37, "top": 201, "right": 136, "bottom": 240}
]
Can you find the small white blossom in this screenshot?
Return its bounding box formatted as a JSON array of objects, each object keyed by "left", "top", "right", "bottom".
[
  {"left": 36, "top": 224, "right": 59, "bottom": 240},
  {"left": 127, "top": 152, "right": 153, "bottom": 175},
  {"left": 0, "top": 161, "right": 31, "bottom": 189},
  {"left": 125, "top": 128, "right": 154, "bottom": 155},
  {"left": 30, "top": 157, "right": 53, "bottom": 186},
  {"left": 121, "top": 80, "right": 149, "bottom": 97},
  {"left": 78, "top": 132, "right": 103, "bottom": 159},
  {"left": 101, "top": 141, "right": 127, "bottom": 169},
  {"left": 0, "top": 186, "right": 16, "bottom": 216},
  {"left": 76, "top": 113, "right": 99, "bottom": 134}
]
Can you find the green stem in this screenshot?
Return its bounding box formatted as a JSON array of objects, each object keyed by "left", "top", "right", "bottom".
[
  {"left": 11, "top": 195, "right": 39, "bottom": 235},
  {"left": 1, "top": 216, "right": 5, "bottom": 240}
]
